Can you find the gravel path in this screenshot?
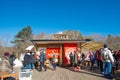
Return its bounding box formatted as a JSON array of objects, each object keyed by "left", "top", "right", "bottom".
[{"left": 15, "top": 66, "right": 109, "bottom": 80}]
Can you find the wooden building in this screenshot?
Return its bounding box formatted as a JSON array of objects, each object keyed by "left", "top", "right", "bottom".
[{"left": 31, "top": 39, "right": 87, "bottom": 66}]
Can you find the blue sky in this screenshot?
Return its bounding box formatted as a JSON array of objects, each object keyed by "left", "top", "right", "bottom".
[{"left": 0, "top": 0, "right": 120, "bottom": 45}]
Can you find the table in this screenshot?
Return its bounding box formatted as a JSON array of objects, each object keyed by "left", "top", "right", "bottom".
[
  {"left": 0, "top": 72, "right": 17, "bottom": 80},
  {"left": 85, "top": 60, "right": 91, "bottom": 66}
]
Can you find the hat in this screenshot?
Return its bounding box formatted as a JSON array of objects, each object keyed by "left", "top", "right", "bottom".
[
  {"left": 4, "top": 52, "right": 9, "bottom": 57},
  {"left": 104, "top": 43, "right": 108, "bottom": 48}
]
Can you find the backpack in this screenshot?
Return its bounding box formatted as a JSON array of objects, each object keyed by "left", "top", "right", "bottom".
[{"left": 101, "top": 50, "right": 109, "bottom": 60}]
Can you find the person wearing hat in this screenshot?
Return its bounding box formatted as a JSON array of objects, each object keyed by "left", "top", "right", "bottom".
[
  {"left": 3, "top": 52, "right": 11, "bottom": 68},
  {"left": 0, "top": 52, "right": 11, "bottom": 73},
  {"left": 101, "top": 43, "right": 114, "bottom": 79}
]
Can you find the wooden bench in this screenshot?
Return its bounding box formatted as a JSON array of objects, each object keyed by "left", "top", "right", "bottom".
[
  {"left": 85, "top": 60, "right": 91, "bottom": 66},
  {"left": 44, "top": 59, "right": 51, "bottom": 67},
  {"left": 0, "top": 72, "right": 18, "bottom": 80}
]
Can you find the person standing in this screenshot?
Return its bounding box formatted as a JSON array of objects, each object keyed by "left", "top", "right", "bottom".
[
  {"left": 113, "top": 51, "right": 118, "bottom": 62},
  {"left": 39, "top": 49, "right": 47, "bottom": 71},
  {"left": 52, "top": 50, "right": 57, "bottom": 70},
  {"left": 34, "top": 51, "right": 40, "bottom": 69},
  {"left": 24, "top": 51, "right": 32, "bottom": 69},
  {"left": 89, "top": 51, "right": 95, "bottom": 70},
  {"left": 9, "top": 52, "right": 16, "bottom": 72},
  {"left": 19, "top": 52, "right": 25, "bottom": 65},
  {"left": 116, "top": 50, "right": 120, "bottom": 70},
  {"left": 69, "top": 52, "right": 73, "bottom": 67},
  {"left": 81, "top": 53, "right": 85, "bottom": 61},
  {"left": 77, "top": 52, "right": 81, "bottom": 66},
  {"left": 73, "top": 50, "right": 78, "bottom": 71},
  {"left": 0, "top": 52, "right": 11, "bottom": 73},
  {"left": 97, "top": 49, "right": 103, "bottom": 72},
  {"left": 101, "top": 44, "right": 114, "bottom": 79},
  {"left": 30, "top": 51, "right": 35, "bottom": 69}
]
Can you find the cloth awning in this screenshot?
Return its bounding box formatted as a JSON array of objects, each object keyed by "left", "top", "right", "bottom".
[
  {"left": 81, "top": 41, "right": 103, "bottom": 51},
  {"left": 25, "top": 45, "right": 34, "bottom": 50}
]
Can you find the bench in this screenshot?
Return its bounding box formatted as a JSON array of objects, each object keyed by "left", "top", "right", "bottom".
[{"left": 0, "top": 72, "right": 18, "bottom": 80}]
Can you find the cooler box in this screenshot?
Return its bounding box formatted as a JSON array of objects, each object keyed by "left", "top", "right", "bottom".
[{"left": 19, "top": 69, "right": 32, "bottom": 80}]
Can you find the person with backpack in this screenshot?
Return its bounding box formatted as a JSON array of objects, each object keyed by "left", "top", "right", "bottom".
[
  {"left": 101, "top": 44, "right": 114, "bottom": 79},
  {"left": 39, "top": 49, "right": 47, "bottom": 71}
]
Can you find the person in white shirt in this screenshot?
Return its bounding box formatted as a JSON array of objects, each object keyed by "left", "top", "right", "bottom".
[{"left": 101, "top": 44, "right": 114, "bottom": 79}]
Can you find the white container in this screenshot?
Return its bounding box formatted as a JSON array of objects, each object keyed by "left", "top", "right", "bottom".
[{"left": 19, "top": 69, "right": 32, "bottom": 80}]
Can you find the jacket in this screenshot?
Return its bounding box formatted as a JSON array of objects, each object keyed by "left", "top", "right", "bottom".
[{"left": 102, "top": 48, "right": 114, "bottom": 63}]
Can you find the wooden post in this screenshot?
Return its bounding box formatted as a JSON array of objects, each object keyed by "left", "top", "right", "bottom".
[
  {"left": 80, "top": 43, "right": 82, "bottom": 54},
  {"left": 59, "top": 44, "right": 63, "bottom": 66}
]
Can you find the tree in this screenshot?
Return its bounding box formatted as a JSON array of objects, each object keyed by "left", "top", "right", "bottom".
[
  {"left": 33, "top": 32, "right": 46, "bottom": 39},
  {"left": 15, "top": 26, "right": 32, "bottom": 40},
  {"left": 91, "top": 34, "right": 107, "bottom": 43},
  {"left": 106, "top": 35, "right": 120, "bottom": 51},
  {"left": 63, "top": 30, "right": 83, "bottom": 40},
  {"left": 12, "top": 26, "right": 33, "bottom": 56},
  {"left": 0, "top": 45, "right": 4, "bottom": 56}
]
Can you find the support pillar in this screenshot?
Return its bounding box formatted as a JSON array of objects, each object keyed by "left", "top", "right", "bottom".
[{"left": 59, "top": 44, "right": 63, "bottom": 66}]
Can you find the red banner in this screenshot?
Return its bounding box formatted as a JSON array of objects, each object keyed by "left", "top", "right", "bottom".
[
  {"left": 64, "top": 43, "right": 78, "bottom": 64},
  {"left": 46, "top": 48, "right": 60, "bottom": 58}
]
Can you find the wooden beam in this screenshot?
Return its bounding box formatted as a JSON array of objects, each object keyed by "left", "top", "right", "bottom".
[{"left": 59, "top": 44, "right": 63, "bottom": 66}]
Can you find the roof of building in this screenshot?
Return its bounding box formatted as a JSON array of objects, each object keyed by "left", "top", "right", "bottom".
[
  {"left": 31, "top": 39, "right": 103, "bottom": 51},
  {"left": 31, "top": 39, "right": 90, "bottom": 44}
]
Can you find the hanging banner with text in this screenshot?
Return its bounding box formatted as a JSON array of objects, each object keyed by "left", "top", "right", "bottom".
[
  {"left": 46, "top": 48, "right": 60, "bottom": 59},
  {"left": 64, "top": 43, "right": 78, "bottom": 65}
]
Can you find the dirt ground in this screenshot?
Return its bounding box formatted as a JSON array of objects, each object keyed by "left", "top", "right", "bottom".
[{"left": 14, "top": 65, "right": 112, "bottom": 80}]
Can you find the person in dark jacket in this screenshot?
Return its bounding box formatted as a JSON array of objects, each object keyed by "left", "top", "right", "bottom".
[
  {"left": 39, "top": 49, "right": 47, "bottom": 71},
  {"left": 24, "top": 51, "right": 32, "bottom": 69},
  {"left": 69, "top": 52, "right": 73, "bottom": 67},
  {"left": 81, "top": 53, "right": 85, "bottom": 61},
  {"left": 116, "top": 50, "right": 120, "bottom": 70},
  {"left": 9, "top": 52, "right": 16, "bottom": 71},
  {"left": 30, "top": 51, "right": 35, "bottom": 69}
]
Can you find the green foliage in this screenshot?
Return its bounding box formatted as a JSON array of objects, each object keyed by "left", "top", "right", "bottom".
[
  {"left": 15, "top": 26, "right": 32, "bottom": 40},
  {"left": 12, "top": 26, "right": 33, "bottom": 55}
]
